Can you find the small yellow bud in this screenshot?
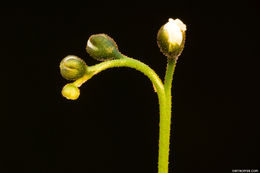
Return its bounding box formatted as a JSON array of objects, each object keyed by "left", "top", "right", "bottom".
[
  {"left": 61, "top": 84, "right": 80, "bottom": 100},
  {"left": 157, "top": 18, "right": 186, "bottom": 59}
]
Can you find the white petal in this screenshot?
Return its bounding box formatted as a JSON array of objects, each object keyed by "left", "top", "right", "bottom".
[
  {"left": 174, "top": 19, "right": 187, "bottom": 32},
  {"left": 164, "top": 18, "right": 183, "bottom": 45}
]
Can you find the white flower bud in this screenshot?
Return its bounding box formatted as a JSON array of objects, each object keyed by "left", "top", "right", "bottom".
[{"left": 157, "top": 18, "right": 186, "bottom": 59}]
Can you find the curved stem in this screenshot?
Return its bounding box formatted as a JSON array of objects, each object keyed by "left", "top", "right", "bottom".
[
  {"left": 74, "top": 55, "right": 167, "bottom": 126},
  {"left": 88, "top": 56, "right": 165, "bottom": 97}
]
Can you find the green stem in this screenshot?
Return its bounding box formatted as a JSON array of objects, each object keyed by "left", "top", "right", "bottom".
[
  {"left": 159, "top": 58, "right": 177, "bottom": 173},
  {"left": 164, "top": 58, "right": 177, "bottom": 107}
]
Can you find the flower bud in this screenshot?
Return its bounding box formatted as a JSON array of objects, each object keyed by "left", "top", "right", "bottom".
[
  {"left": 86, "top": 34, "right": 121, "bottom": 61},
  {"left": 157, "top": 18, "right": 186, "bottom": 59},
  {"left": 62, "top": 84, "right": 80, "bottom": 100},
  {"left": 60, "top": 55, "right": 87, "bottom": 80}
]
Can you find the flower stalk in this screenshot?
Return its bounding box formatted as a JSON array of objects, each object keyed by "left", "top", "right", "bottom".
[{"left": 59, "top": 18, "right": 186, "bottom": 173}]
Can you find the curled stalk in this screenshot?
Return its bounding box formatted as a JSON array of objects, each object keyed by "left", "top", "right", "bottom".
[{"left": 71, "top": 55, "right": 166, "bottom": 107}]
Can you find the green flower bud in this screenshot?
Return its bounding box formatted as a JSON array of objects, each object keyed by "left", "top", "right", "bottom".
[
  {"left": 157, "top": 18, "right": 186, "bottom": 59},
  {"left": 60, "top": 55, "right": 87, "bottom": 80},
  {"left": 86, "top": 34, "right": 121, "bottom": 61},
  {"left": 62, "top": 84, "right": 80, "bottom": 100}
]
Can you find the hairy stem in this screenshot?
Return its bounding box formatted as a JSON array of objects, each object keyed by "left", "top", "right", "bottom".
[
  {"left": 164, "top": 58, "right": 177, "bottom": 102},
  {"left": 158, "top": 58, "right": 177, "bottom": 173},
  {"left": 88, "top": 56, "right": 165, "bottom": 97}
]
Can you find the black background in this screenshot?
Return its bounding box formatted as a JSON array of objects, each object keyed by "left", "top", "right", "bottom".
[{"left": 1, "top": 2, "right": 259, "bottom": 173}]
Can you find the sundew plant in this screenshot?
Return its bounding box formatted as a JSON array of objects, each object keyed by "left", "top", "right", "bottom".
[{"left": 59, "top": 18, "right": 187, "bottom": 173}]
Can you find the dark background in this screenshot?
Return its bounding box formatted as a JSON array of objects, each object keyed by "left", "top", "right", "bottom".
[{"left": 1, "top": 2, "right": 259, "bottom": 173}]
